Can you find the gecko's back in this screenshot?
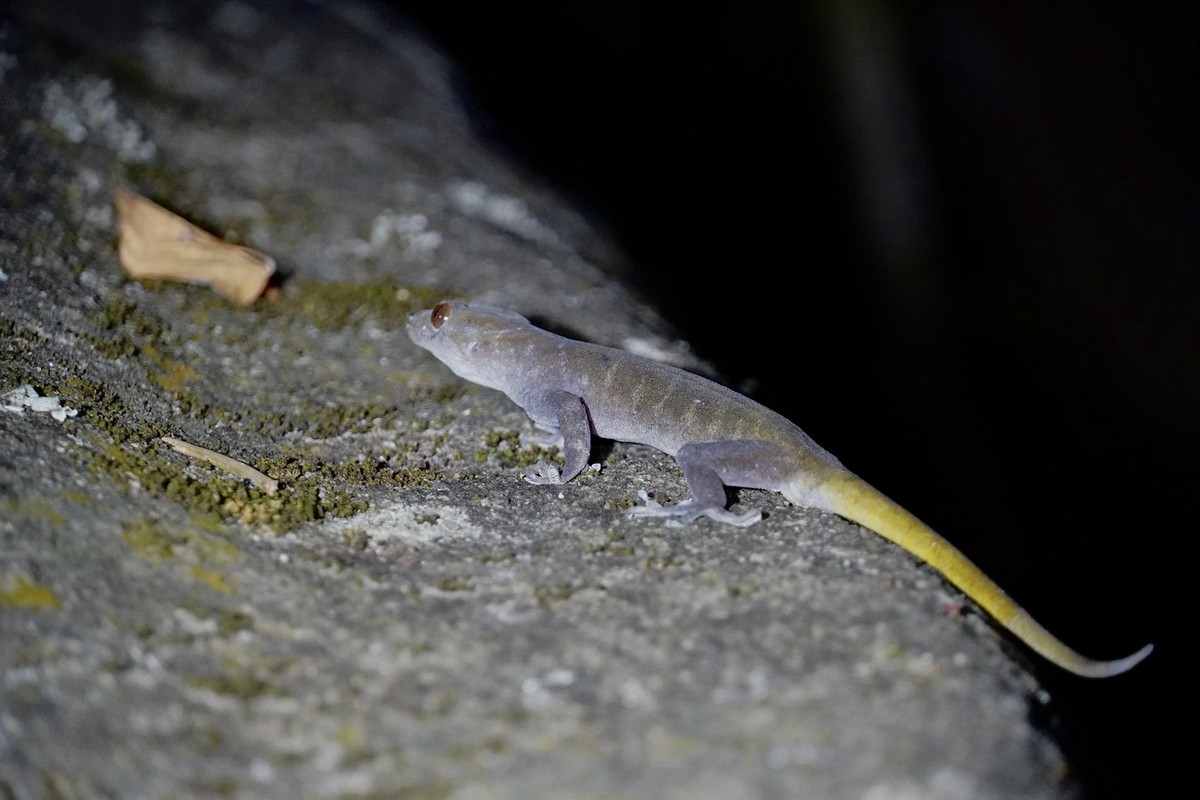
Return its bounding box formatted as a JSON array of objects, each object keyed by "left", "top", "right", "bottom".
[{"left": 533, "top": 337, "right": 838, "bottom": 464}]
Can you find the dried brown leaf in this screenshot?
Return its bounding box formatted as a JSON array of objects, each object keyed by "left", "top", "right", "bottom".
[{"left": 115, "top": 188, "right": 276, "bottom": 307}]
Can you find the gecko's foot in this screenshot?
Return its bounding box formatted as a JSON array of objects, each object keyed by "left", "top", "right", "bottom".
[
  {"left": 523, "top": 461, "right": 563, "bottom": 485},
  {"left": 628, "top": 490, "right": 761, "bottom": 527}
]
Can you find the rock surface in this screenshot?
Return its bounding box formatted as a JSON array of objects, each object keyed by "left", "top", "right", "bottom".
[{"left": 2, "top": 2, "right": 1074, "bottom": 798}]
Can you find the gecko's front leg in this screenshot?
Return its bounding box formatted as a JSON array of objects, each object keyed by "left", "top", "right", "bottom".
[{"left": 522, "top": 390, "right": 593, "bottom": 485}]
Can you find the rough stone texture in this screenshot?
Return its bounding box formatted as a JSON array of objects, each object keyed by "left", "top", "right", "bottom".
[{"left": 2, "top": 2, "right": 1076, "bottom": 798}]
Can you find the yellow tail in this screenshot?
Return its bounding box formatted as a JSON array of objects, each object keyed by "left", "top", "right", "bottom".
[{"left": 816, "top": 470, "right": 1152, "bottom": 678}]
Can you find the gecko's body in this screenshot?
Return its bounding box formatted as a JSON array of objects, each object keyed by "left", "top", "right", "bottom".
[{"left": 406, "top": 301, "right": 1152, "bottom": 678}]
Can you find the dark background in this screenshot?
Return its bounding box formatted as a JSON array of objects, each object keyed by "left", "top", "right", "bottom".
[{"left": 393, "top": 1, "right": 1196, "bottom": 797}]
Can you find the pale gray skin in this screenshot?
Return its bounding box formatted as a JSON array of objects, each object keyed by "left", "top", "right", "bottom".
[
  {"left": 405, "top": 301, "right": 845, "bottom": 526},
  {"left": 404, "top": 300, "right": 1154, "bottom": 678}
]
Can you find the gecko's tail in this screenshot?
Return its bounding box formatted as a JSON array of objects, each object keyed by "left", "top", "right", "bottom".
[
  {"left": 812, "top": 469, "right": 1153, "bottom": 679},
  {"left": 1007, "top": 611, "right": 1153, "bottom": 678}
]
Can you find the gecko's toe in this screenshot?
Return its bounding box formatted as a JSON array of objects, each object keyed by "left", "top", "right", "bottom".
[
  {"left": 627, "top": 493, "right": 707, "bottom": 525},
  {"left": 704, "top": 508, "right": 762, "bottom": 527},
  {"left": 523, "top": 461, "right": 562, "bottom": 485}
]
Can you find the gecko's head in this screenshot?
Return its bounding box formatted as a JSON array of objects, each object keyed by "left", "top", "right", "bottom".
[
  {"left": 406, "top": 300, "right": 531, "bottom": 344},
  {"left": 406, "top": 301, "right": 534, "bottom": 389}
]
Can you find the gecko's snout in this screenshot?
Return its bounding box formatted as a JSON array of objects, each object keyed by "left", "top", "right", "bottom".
[{"left": 405, "top": 308, "right": 432, "bottom": 342}]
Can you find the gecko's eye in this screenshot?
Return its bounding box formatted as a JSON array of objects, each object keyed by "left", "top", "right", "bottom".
[{"left": 431, "top": 303, "right": 451, "bottom": 329}]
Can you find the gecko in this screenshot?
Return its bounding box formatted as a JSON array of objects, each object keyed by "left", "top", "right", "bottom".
[{"left": 406, "top": 300, "right": 1153, "bottom": 678}]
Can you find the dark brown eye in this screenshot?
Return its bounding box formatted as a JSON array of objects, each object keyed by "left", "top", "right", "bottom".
[{"left": 431, "top": 302, "right": 451, "bottom": 329}]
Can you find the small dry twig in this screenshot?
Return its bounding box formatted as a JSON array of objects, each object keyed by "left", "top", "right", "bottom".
[
  {"left": 161, "top": 436, "right": 279, "bottom": 496},
  {"left": 115, "top": 188, "right": 276, "bottom": 306}
]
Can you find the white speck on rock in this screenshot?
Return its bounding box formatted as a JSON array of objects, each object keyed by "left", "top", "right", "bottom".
[{"left": 2, "top": 384, "right": 78, "bottom": 421}]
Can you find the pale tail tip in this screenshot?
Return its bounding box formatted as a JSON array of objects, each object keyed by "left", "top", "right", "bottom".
[{"left": 1081, "top": 642, "right": 1154, "bottom": 679}]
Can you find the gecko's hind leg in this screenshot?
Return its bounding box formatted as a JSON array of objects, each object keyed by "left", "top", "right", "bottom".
[
  {"left": 628, "top": 491, "right": 761, "bottom": 527},
  {"left": 626, "top": 440, "right": 791, "bottom": 527}
]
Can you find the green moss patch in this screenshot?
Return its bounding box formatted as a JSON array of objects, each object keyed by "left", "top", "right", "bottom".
[
  {"left": 253, "top": 279, "right": 444, "bottom": 331},
  {"left": 475, "top": 429, "right": 560, "bottom": 470},
  {"left": 58, "top": 368, "right": 440, "bottom": 533},
  {"left": 0, "top": 574, "right": 63, "bottom": 610},
  {"left": 39, "top": 284, "right": 456, "bottom": 534},
  {"left": 121, "top": 517, "right": 241, "bottom": 594}
]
